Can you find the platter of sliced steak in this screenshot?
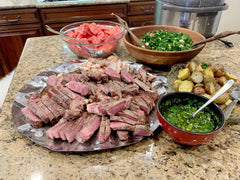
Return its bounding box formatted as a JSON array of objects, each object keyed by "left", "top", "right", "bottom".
[{"left": 12, "top": 55, "right": 167, "bottom": 152}]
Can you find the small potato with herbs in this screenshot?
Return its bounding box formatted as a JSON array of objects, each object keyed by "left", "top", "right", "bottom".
[{"left": 170, "top": 62, "right": 238, "bottom": 110}]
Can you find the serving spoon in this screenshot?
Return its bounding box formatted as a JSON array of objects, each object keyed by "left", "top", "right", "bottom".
[
  {"left": 111, "top": 13, "right": 150, "bottom": 49},
  {"left": 192, "top": 79, "right": 235, "bottom": 118},
  {"left": 192, "top": 31, "right": 240, "bottom": 46}
]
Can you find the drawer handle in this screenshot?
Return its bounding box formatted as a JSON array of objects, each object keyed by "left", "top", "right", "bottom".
[
  {"left": 3, "top": 15, "right": 21, "bottom": 23},
  {"left": 141, "top": 6, "right": 154, "bottom": 13}
]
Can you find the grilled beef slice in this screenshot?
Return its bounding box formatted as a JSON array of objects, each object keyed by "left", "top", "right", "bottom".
[
  {"left": 21, "top": 106, "right": 43, "bottom": 128},
  {"left": 75, "top": 114, "right": 101, "bottom": 143},
  {"left": 27, "top": 98, "right": 50, "bottom": 124},
  {"left": 104, "top": 67, "right": 121, "bottom": 81},
  {"left": 110, "top": 122, "right": 135, "bottom": 131},
  {"left": 65, "top": 116, "right": 86, "bottom": 143},
  {"left": 105, "top": 96, "right": 132, "bottom": 116},
  {"left": 116, "top": 131, "right": 129, "bottom": 141},
  {"left": 47, "top": 88, "right": 69, "bottom": 109},
  {"left": 66, "top": 81, "right": 89, "bottom": 96},
  {"left": 133, "top": 125, "right": 153, "bottom": 136},
  {"left": 98, "top": 117, "right": 111, "bottom": 143},
  {"left": 57, "top": 86, "right": 88, "bottom": 104},
  {"left": 47, "top": 74, "right": 57, "bottom": 87}
]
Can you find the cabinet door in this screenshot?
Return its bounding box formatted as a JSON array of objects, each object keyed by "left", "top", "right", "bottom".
[
  {"left": 0, "top": 24, "right": 42, "bottom": 75},
  {"left": 40, "top": 4, "right": 127, "bottom": 35}
]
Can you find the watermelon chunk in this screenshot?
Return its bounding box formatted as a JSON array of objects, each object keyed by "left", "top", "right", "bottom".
[{"left": 65, "top": 22, "right": 123, "bottom": 57}]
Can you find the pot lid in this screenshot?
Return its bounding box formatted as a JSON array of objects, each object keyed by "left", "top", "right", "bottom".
[{"left": 158, "top": 0, "right": 225, "bottom": 7}]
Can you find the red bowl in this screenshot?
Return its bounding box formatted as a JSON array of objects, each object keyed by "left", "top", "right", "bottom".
[{"left": 157, "top": 92, "right": 225, "bottom": 145}]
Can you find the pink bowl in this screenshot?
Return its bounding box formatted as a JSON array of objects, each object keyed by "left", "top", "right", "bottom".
[{"left": 157, "top": 92, "right": 225, "bottom": 145}]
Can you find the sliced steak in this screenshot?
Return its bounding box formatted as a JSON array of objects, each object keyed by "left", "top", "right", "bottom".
[
  {"left": 133, "top": 125, "right": 153, "bottom": 136},
  {"left": 122, "top": 84, "right": 139, "bottom": 95},
  {"left": 105, "top": 97, "right": 132, "bottom": 116},
  {"left": 139, "top": 69, "right": 147, "bottom": 83},
  {"left": 66, "top": 81, "right": 89, "bottom": 96},
  {"left": 58, "top": 120, "right": 75, "bottom": 141},
  {"left": 97, "top": 84, "right": 110, "bottom": 95},
  {"left": 132, "top": 95, "right": 151, "bottom": 115},
  {"left": 45, "top": 118, "right": 68, "bottom": 139},
  {"left": 104, "top": 67, "right": 121, "bottom": 81},
  {"left": 121, "top": 71, "right": 133, "bottom": 83},
  {"left": 110, "top": 122, "right": 134, "bottom": 131},
  {"left": 98, "top": 117, "right": 111, "bottom": 144},
  {"left": 63, "top": 99, "right": 85, "bottom": 120},
  {"left": 87, "top": 72, "right": 102, "bottom": 81},
  {"left": 139, "top": 91, "right": 155, "bottom": 110},
  {"left": 27, "top": 99, "right": 49, "bottom": 124},
  {"left": 22, "top": 106, "right": 43, "bottom": 128},
  {"left": 57, "top": 86, "right": 88, "bottom": 104},
  {"left": 47, "top": 74, "right": 57, "bottom": 87},
  {"left": 47, "top": 88, "right": 69, "bottom": 109},
  {"left": 110, "top": 115, "right": 137, "bottom": 125},
  {"left": 75, "top": 114, "right": 101, "bottom": 143},
  {"left": 65, "top": 115, "right": 86, "bottom": 143},
  {"left": 117, "top": 109, "right": 146, "bottom": 125},
  {"left": 87, "top": 101, "right": 108, "bottom": 116},
  {"left": 116, "top": 131, "right": 129, "bottom": 141},
  {"left": 41, "top": 95, "right": 65, "bottom": 118},
  {"left": 134, "top": 78, "right": 151, "bottom": 91}
]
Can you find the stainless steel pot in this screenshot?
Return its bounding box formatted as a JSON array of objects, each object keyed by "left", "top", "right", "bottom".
[{"left": 154, "top": 0, "right": 228, "bottom": 37}]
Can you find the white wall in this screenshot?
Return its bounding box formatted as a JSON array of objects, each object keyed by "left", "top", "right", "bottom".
[{"left": 217, "top": 0, "right": 240, "bottom": 43}]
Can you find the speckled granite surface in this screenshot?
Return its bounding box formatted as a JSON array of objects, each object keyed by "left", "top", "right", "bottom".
[
  {"left": 0, "top": 0, "right": 145, "bottom": 9},
  {"left": 0, "top": 35, "right": 240, "bottom": 179}
]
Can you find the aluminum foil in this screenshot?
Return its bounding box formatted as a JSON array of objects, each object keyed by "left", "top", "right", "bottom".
[{"left": 11, "top": 60, "right": 167, "bottom": 152}]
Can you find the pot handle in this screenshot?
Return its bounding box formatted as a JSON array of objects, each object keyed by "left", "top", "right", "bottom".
[{"left": 162, "top": 3, "right": 228, "bottom": 13}]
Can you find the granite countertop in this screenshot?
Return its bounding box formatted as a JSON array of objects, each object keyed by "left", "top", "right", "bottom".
[
  {"left": 0, "top": 35, "right": 239, "bottom": 179},
  {"left": 0, "top": 0, "right": 145, "bottom": 9}
]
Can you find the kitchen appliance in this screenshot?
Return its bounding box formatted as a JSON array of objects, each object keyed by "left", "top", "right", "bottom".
[{"left": 154, "top": 0, "right": 228, "bottom": 37}]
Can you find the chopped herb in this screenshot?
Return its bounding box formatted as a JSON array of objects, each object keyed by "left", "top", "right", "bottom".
[
  {"left": 201, "top": 63, "right": 209, "bottom": 69},
  {"left": 140, "top": 30, "right": 196, "bottom": 51}
]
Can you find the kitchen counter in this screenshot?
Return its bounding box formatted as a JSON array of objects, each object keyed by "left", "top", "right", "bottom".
[
  {"left": 0, "top": 0, "right": 146, "bottom": 9},
  {"left": 0, "top": 35, "right": 240, "bottom": 179}
]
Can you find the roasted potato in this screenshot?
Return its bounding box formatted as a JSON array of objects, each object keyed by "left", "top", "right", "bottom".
[
  {"left": 178, "top": 68, "right": 190, "bottom": 80},
  {"left": 214, "top": 92, "right": 230, "bottom": 104},
  {"left": 204, "top": 67, "right": 214, "bottom": 77},
  {"left": 172, "top": 79, "right": 182, "bottom": 91},
  {"left": 195, "top": 64, "right": 204, "bottom": 72},
  {"left": 202, "top": 93, "right": 212, "bottom": 99},
  {"left": 193, "top": 86, "right": 205, "bottom": 95},
  {"left": 186, "top": 62, "right": 197, "bottom": 72},
  {"left": 217, "top": 76, "right": 227, "bottom": 86},
  {"left": 205, "top": 82, "right": 215, "bottom": 95},
  {"left": 191, "top": 71, "right": 203, "bottom": 84},
  {"left": 203, "top": 75, "right": 217, "bottom": 85},
  {"left": 225, "top": 72, "right": 238, "bottom": 81},
  {"left": 179, "top": 80, "right": 194, "bottom": 92},
  {"left": 211, "top": 64, "right": 225, "bottom": 77}
]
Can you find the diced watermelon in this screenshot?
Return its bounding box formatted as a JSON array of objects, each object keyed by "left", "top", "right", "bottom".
[
  {"left": 89, "top": 22, "right": 100, "bottom": 35},
  {"left": 66, "top": 30, "right": 77, "bottom": 38},
  {"left": 65, "top": 22, "right": 122, "bottom": 57}
]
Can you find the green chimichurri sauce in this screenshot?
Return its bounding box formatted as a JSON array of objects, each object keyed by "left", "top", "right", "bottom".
[
  {"left": 140, "top": 30, "right": 196, "bottom": 51},
  {"left": 160, "top": 98, "right": 220, "bottom": 133}
]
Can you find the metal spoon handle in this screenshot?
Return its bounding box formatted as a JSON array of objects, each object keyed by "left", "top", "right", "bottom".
[
  {"left": 223, "top": 99, "right": 238, "bottom": 120},
  {"left": 192, "top": 79, "right": 235, "bottom": 118}
]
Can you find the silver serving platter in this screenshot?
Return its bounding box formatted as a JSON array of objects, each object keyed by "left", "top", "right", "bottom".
[{"left": 11, "top": 60, "right": 167, "bottom": 152}]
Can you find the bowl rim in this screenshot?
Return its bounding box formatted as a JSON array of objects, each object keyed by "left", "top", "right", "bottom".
[
  {"left": 123, "top": 25, "right": 206, "bottom": 54},
  {"left": 60, "top": 20, "right": 125, "bottom": 45},
  {"left": 157, "top": 92, "right": 225, "bottom": 135}
]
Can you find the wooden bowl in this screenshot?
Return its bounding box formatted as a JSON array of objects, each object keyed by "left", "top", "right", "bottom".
[{"left": 123, "top": 25, "right": 206, "bottom": 65}]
